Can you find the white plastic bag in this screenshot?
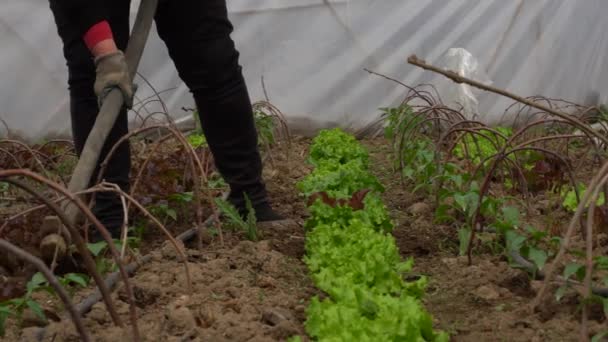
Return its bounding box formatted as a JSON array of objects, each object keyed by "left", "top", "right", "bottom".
[{"left": 434, "top": 48, "right": 492, "bottom": 121}]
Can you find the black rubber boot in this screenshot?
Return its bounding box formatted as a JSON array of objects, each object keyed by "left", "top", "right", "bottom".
[
  {"left": 88, "top": 223, "right": 123, "bottom": 243},
  {"left": 189, "top": 63, "right": 283, "bottom": 223},
  {"left": 251, "top": 201, "right": 285, "bottom": 222},
  {"left": 229, "top": 191, "right": 285, "bottom": 222}
]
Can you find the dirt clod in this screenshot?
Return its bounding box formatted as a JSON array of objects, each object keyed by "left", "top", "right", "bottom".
[
  {"left": 262, "top": 308, "right": 291, "bottom": 326},
  {"left": 258, "top": 275, "right": 277, "bottom": 288},
  {"left": 88, "top": 302, "right": 109, "bottom": 324},
  {"left": 160, "top": 240, "right": 186, "bottom": 260},
  {"left": 39, "top": 233, "right": 67, "bottom": 262},
  {"left": 474, "top": 285, "right": 501, "bottom": 301},
  {"left": 166, "top": 296, "right": 196, "bottom": 333},
  {"left": 408, "top": 202, "right": 431, "bottom": 216},
  {"left": 20, "top": 308, "right": 48, "bottom": 328}
]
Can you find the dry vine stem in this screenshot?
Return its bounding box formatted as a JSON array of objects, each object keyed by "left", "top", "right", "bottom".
[
  {"left": 407, "top": 54, "right": 599, "bottom": 260},
  {"left": 56, "top": 182, "right": 193, "bottom": 293},
  {"left": 95, "top": 124, "right": 213, "bottom": 236},
  {"left": 0, "top": 139, "right": 51, "bottom": 177},
  {"left": 0, "top": 239, "right": 90, "bottom": 342},
  {"left": 581, "top": 173, "right": 608, "bottom": 340},
  {"left": 93, "top": 122, "right": 216, "bottom": 255},
  {"left": 2, "top": 179, "right": 120, "bottom": 324},
  {"left": 533, "top": 161, "right": 608, "bottom": 312},
  {"left": 461, "top": 133, "right": 587, "bottom": 263},
  {"left": 407, "top": 55, "right": 608, "bottom": 147},
  {"left": 95, "top": 182, "right": 193, "bottom": 293},
  {"left": 0, "top": 169, "right": 140, "bottom": 341}
]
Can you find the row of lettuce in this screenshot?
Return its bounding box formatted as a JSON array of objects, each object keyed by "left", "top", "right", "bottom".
[{"left": 294, "top": 128, "right": 448, "bottom": 341}]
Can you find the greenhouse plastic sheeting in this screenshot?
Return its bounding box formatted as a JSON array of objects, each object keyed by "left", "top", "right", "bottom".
[{"left": 2, "top": 0, "right": 608, "bottom": 142}]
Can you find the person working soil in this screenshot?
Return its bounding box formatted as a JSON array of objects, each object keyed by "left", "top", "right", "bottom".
[{"left": 48, "top": 0, "right": 284, "bottom": 239}]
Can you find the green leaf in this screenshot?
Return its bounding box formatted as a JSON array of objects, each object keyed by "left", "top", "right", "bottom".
[
  {"left": 595, "top": 256, "right": 608, "bottom": 270},
  {"left": 502, "top": 206, "right": 520, "bottom": 226},
  {"left": 434, "top": 204, "right": 455, "bottom": 224},
  {"left": 187, "top": 133, "right": 207, "bottom": 148},
  {"left": 63, "top": 273, "right": 89, "bottom": 288},
  {"left": 244, "top": 194, "right": 258, "bottom": 241},
  {"left": 28, "top": 272, "right": 46, "bottom": 287},
  {"left": 528, "top": 247, "right": 548, "bottom": 271},
  {"left": 166, "top": 208, "right": 177, "bottom": 221},
  {"left": 555, "top": 285, "right": 568, "bottom": 302},
  {"left": 26, "top": 300, "right": 46, "bottom": 322},
  {"left": 458, "top": 227, "right": 471, "bottom": 256},
  {"left": 26, "top": 273, "right": 48, "bottom": 295},
  {"left": 525, "top": 225, "right": 547, "bottom": 241},
  {"left": 5, "top": 298, "right": 25, "bottom": 309},
  {"left": 87, "top": 241, "right": 108, "bottom": 257},
  {"left": 592, "top": 330, "right": 608, "bottom": 342},
  {"left": 0, "top": 305, "right": 12, "bottom": 337},
  {"left": 215, "top": 198, "right": 246, "bottom": 229},
  {"left": 505, "top": 230, "right": 526, "bottom": 254},
  {"left": 454, "top": 194, "right": 468, "bottom": 212},
  {"left": 550, "top": 236, "right": 562, "bottom": 247},
  {"left": 564, "top": 263, "right": 584, "bottom": 281},
  {"left": 169, "top": 192, "right": 193, "bottom": 203},
  {"left": 602, "top": 298, "right": 608, "bottom": 316},
  {"left": 0, "top": 312, "right": 7, "bottom": 337}
]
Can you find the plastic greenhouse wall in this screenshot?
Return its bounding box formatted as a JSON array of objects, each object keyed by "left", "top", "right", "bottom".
[{"left": 1, "top": 0, "right": 608, "bottom": 142}]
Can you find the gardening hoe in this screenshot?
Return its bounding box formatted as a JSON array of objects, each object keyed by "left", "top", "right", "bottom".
[{"left": 39, "top": 0, "right": 159, "bottom": 262}]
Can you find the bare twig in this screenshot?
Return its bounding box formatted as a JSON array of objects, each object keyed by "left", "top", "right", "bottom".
[
  {"left": 581, "top": 173, "right": 608, "bottom": 341},
  {"left": 95, "top": 182, "right": 193, "bottom": 293},
  {"left": 364, "top": 68, "right": 438, "bottom": 107},
  {"left": 0, "top": 239, "right": 90, "bottom": 342},
  {"left": 532, "top": 161, "right": 608, "bottom": 311},
  {"left": 0, "top": 117, "right": 10, "bottom": 138},
  {"left": 407, "top": 55, "right": 608, "bottom": 146},
  {"left": 134, "top": 72, "right": 170, "bottom": 116},
  {"left": 1, "top": 179, "right": 120, "bottom": 327},
  {"left": 0, "top": 147, "right": 23, "bottom": 168},
  {"left": 0, "top": 169, "right": 139, "bottom": 339},
  {"left": 117, "top": 189, "right": 129, "bottom": 260},
  {"left": 261, "top": 75, "right": 270, "bottom": 102},
  {"left": 0, "top": 140, "right": 53, "bottom": 180}
]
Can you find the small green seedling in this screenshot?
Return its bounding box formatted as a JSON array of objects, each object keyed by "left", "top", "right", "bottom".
[
  {"left": 149, "top": 202, "right": 178, "bottom": 222},
  {"left": 0, "top": 272, "right": 60, "bottom": 336},
  {"left": 187, "top": 133, "right": 207, "bottom": 148},
  {"left": 254, "top": 110, "right": 277, "bottom": 148},
  {"left": 214, "top": 195, "right": 258, "bottom": 241}
]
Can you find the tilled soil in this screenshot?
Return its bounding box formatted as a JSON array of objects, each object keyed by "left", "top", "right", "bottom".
[
  {"left": 25, "top": 239, "right": 315, "bottom": 342},
  {"left": 4, "top": 136, "right": 605, "bottom": 341},
  {"left": 6, "top": 139, "right": 318, "bottom": 342}
]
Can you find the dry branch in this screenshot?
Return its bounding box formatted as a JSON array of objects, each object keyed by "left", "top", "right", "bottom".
[
  {"left": 0, "top": 169, "right": 139, "bottom": 340},
  {"left": 94, "top": 182, "right": 193, "bottom": 294},
  {"left": 3, "top": 178, "right": 120, "bottom": 326},
  {"left": 533, "top": 161, "right": 608, "bottom": 312},
  {"left": 0, "top": 239, "right": 90, "bottom": 342},
  {"left": 407, "top": 55, "right": 608, "bottom": 147}
]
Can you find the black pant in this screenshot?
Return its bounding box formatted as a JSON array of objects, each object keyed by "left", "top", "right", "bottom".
[{"left": 49, "top": 0, "right": 267, "bottom": 232}]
